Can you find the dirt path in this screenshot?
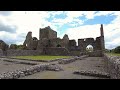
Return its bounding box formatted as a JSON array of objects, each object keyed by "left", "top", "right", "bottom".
[
  {"left": 0, "top": 60, "right": 32, "bottom": 73},
  {"left": 20, "top": 57, "right": 108, "bottom": 79}
]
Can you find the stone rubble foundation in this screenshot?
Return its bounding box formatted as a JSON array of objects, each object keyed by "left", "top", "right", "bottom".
[
  {"left": 104, "top": 54, "right": 120, "bottom": 79},
  {"left": 58, "top": 55, "right": 88, "bottom": 64},
  {"left": 0, "top": 63, "right": 63, "bottom": 79},
  {"left": 73, "top": 70, "right": 110, "bottom": 78}
]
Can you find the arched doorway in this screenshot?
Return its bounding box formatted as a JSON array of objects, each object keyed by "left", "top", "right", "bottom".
[{"left": 86, "top": 44, "right": 94, "bottom": 52}]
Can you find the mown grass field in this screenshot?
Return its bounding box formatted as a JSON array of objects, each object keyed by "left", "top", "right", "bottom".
[
  {"left": 13, "top": 56, "right": 72, "bottom": 60},
  {"left": 106, "top": 53, "right": 120, "bottom": 56}
]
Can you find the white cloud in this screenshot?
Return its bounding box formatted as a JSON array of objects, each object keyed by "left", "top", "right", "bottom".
[
  {"left": 65, "top": 24, "right": 100, "bottom": 42},
  {"left": 94, "top": 11, "right": 115, "bottom": 16},
  {"left": 66, "top": 11, "right": 97, "bottom": 20},
  {"left": 0, "top": 11, "right": 52, "bottom": 44},
  {"left": 64, "top": 23, "right": 120, "bottom": 49},
  {"left": 0, "top": 11, "right": 12, "bottom": 16},
  {"left": 63, "top": 11, "right": 120, "bottom": 49}
]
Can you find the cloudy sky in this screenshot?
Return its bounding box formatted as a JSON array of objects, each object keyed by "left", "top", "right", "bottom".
[{"left": 0, "top": 11, "right": 120, "bottom": 49}]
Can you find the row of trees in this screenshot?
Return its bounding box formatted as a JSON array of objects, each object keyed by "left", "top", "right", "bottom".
[
  {"left": 105, "top": 46, "right": 120, "bottom": 53},
  {"left": 10, "top": 44, "right": 27, "bottom": 50}
]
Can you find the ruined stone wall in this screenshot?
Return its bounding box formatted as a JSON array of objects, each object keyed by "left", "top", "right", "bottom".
[
  {"left": 37, "top": 39, "right": 49, "bottom": 50},
  {"left": 0, "top": 49, "right": 3, "bottom": 56},
  {"left": 40, "top": 28, "right": 49, "bottom": 39},
  {"left": 23, "top": 32, "right": 33, "bottom": 50},
  {"left": 49, "top": 38, "right": 62, "bottom": 47},
  {"left": 62, "top": 34, "right": 69, "bottom": 49},
  {"left": 85, "top": 38, "right": 95, "bottom": 50},
  {"left": 88, "top": 50, "right": 103, "bottom": 57},
  {"left": 30, "top": 40, "right": 38, "bottom": 50},
  {"left": 0, "top": 40, "right": 9, "bottom": 51},
  {"left": 48, "top": 29, "right": 57, "bottom": 39},
  {"left": 104, "top": 54, "right": 120, "bottom": 79},
  {"left": 43, "top": 47, "right": 70, "bottom": 56},
  {"left": 95, "top": 37, "right": 102, "bottom": 50},
  {"left": 68, "top": 40, "right": 77, "bottom": 50},
  {"left": 39, "top": 26, "right": 57, "bottom": 40},
  {"left": 7, "top": 50, "right": 43, "bottom": 56},
  {"left": 78, "top": 39, "right": 85, "bottom": 51}
]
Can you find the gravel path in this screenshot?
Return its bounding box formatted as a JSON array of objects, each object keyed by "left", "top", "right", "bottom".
[
  {"left": 19, "top": 57, "right": 108, "bottom": 79},
  {"left": 0, "top": 60, "right": 32, "bottom": 73}
]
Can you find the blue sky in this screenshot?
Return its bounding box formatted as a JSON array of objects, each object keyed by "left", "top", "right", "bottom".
[{"left": 0, "top": 11, "right": 120, "bottom": 49}]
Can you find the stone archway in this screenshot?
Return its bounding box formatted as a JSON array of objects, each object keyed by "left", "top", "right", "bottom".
[{"left": 86, "top": 44, "right": 94, "bottom": 52}]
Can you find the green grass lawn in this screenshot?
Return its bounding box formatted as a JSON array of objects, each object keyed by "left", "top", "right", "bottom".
[
  {"left": 12, "top": 55, "right": 72, "bottom": 60},
  {"left": 106, "top": 53, "right": 120, "bottom": 56}
]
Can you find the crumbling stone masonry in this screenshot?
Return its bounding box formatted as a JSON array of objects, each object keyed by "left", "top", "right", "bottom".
[
  {"left": 0, "top": 40, "right": 9, "bottom": 51},
  {"left": 104, "top": 54, "right": 120, "bottom": 79},
  {"left": 23, "top": 32, "right": 38, "bottom": 50},
  {"left": 0, "top": 40, "right": 9, "bottom": 56},
  {"left": 22, "top": 24, "right": 105, "bottom": 56},
  {"left": 0, "top": 24, "right": 105, "bottom": 56}
]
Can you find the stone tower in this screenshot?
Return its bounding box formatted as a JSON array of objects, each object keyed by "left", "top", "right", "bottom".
[
  {"left": 39, "top": 26, "right": 57, "bottom": 40},
  {"left": 100, "top": 24, "right": 105, "bottom": 51}
]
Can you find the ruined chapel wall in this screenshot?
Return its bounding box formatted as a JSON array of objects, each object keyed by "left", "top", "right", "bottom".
[
  {"left": 95, "top": 37, "right": 102, "bottom": 50},
  {"left": 43, "top": 47, "right": 70, "bottom": 56},
  {"left": 48, "top": 29, "right": 57, "bottom": 39},
  {"left": 7, "top": 50, "right": 43, "bottom": 56},
  {"left": 30, "top": 40, "right": 38, "bottom": 50},
  {"left": 40, "top": 29, "right": 49, "bottom": 39},
  {"left": 68, "top": 40, "right": 77, "bottom": 51},
  {"left": 88, "top": 50, "right": 103, "bottom": 57},
  {"left": 0, "top": 49, "right": 3, "bottom": 56},
  {"left": 78, "top": 39, "right": 86, "bottom": 51},
  {"left": 39, "top": 27, "right": 57, "bottom": 40}
]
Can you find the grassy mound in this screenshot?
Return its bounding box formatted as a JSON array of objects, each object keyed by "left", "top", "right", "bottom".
[
  {"left": 13, "top": 55, "right": 72, "bottom": 60},
  {"left": 106, "top": 53, "right": 120, "bottom": 56}
]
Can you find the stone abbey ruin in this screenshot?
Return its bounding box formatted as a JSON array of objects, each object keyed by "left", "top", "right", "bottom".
[
  {"left": 1, "top": 23, "right": 120, "bottom": 79},
  {"left": 0, "top": 24, "right": 105, "bottom": 57}
]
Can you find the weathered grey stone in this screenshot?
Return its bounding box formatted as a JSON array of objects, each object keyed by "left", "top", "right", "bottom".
[
  {"left": 58, "top": 56, "right": 88, "bottom": 64},
  {"left": 46, "top": 64, "right": 63, "bottom": 71},
  {"left": 0, "top": 40, "right": 9, "bottom": 51},
  {"left": 104, "top": 54, "right": 120, "bottom": 79},
  {"left": 73, "top": 70, "right": 110, "bottom": 78},
  {"left": 6, "top": 50, "right": 42, "bottom": 56},
  {"left": 0, "top": 63, "right": 65, "bottom": 79}
]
